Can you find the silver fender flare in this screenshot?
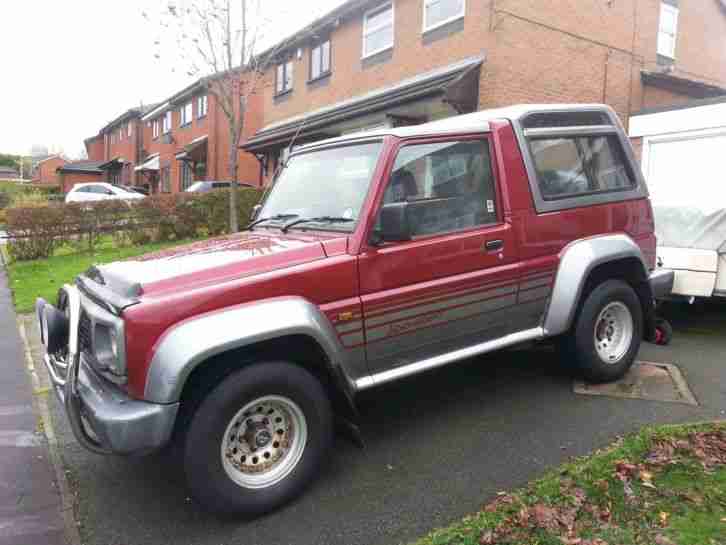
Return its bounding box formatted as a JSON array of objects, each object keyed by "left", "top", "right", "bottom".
[
  {"left": 543, "top": 234, "right": 649, "bottom": 336},
  {"left": 144, "top": 296, "right": 351, "bottom": 404}
]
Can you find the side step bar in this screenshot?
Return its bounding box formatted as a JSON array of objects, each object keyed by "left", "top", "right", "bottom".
[{"left": 355, "top": 327, "right": 544, "bottom": 390}]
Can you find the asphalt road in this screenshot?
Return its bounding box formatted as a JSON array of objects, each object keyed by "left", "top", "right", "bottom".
[{"left": 32, "top": 301, "right": 726, "bottom": 545}]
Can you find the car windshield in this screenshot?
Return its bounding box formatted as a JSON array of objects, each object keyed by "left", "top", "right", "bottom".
[
  {"left": 258, "top": 142, "right": 383, "bottom": 232},
  {"left": 187, "top": 182, "right": 206, "bottom": 192},
  {"left": 111, "top": 184, "right": 137, "bottom": 194}
]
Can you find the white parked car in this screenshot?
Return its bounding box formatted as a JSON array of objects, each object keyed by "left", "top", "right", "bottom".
[{"left": 65, "top": 183, "right": 146, "bottom": 204}]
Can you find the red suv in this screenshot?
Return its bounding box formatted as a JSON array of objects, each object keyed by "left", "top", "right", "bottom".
[{"left": 37, "top": 104, "right": 673, "bottom": 517}]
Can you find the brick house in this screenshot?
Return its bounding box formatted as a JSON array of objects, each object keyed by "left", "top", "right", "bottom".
[
  {"left": 137, "top": 77, "right": 263, "bottom": 194},
  {"left": 243, "top": 0, "right": 726, "bottom": 179},
  {"left": 32, "top": 155, "right": 66, "bottom": 185},
  {"left": 99, "top": 106, "right": 157, "bottom": 187},
  {"left": 55, "top": 161, "right": 105, "bottom": 193},
  {"left": 84, "top": 135, "right": 104, "bottom": 162}
]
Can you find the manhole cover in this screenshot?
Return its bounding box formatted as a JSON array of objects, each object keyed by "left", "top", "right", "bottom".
[{"left": 574, "top": 361, "right": 698, "bottom": 406}]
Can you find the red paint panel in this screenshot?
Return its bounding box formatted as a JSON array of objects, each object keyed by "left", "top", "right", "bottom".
[{"left": 124, "top": 254, "right": 360, "bottom": 398}]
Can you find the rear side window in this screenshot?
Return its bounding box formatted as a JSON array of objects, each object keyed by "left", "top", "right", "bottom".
[{"left": 528, "top": 135, "right": 635, "bottom": 201}]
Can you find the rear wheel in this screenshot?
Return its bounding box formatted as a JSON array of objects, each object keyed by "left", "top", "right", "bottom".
[
  {"left": 183, "top": 361, "right": 333, "bottom": 517},
  {"left": 565, "top": 279, "right": 643, "bottom": 383}
]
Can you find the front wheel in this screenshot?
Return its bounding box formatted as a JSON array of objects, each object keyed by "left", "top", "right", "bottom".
[
  {"left": 183, "top": 361, "right": 333, "bottom": 517},
  {"left": 566, "top": 279, "right": 643, "bottom": 383}
]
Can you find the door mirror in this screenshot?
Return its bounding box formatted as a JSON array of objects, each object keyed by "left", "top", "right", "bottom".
[
  {"left": 373, "top": 202, "right": 411, "bottom": 244},
  {"left": 250, "top": 204, "right": 262, "bottom": 222}
]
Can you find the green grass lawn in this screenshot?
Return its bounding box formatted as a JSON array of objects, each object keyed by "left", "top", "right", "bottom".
[
  {"left": 413, "top": 422, "right": 726, "bottom": 545},
  {"left": 2, "top": 238, "right": 191, "bottom": 313}
]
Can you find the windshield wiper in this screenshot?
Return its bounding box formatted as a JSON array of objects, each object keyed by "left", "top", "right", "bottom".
[
  {"left": 281, "top": 216, "right": 355, "bottom": 233},
  {"left": 246, "top": 214, "right": 299, "bottom": 230}
]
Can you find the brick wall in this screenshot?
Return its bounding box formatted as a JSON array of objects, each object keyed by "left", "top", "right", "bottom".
[
  {"left": 85, "top": 136, "right": 104, "bottom": 162},
  {"left": 32, "top": 156, "right": 66, "bottom": 185},
  {"left": 257, "top": 0, "right": 726, "bottom": 132}
]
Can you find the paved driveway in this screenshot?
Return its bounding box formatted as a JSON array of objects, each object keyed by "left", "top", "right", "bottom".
[{"left": 32, "top": 302, "right": 726, "bottom": 545}]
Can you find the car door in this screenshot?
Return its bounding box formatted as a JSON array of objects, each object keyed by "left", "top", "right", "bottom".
[{"left": 358, "top": 136, "right": 520, "bottom": 375}]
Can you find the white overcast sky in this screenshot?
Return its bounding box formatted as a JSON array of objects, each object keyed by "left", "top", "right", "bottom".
[{"left": 0, "top": 0, "right": 345, "bottom": 158}]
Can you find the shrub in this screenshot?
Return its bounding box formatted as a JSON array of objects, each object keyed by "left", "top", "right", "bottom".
[
  {"left": 6, "top": 205, "right": 67, "bottom": 260},
  {"left": 4, "top": 188, "right": 264, "bottom": 261}
]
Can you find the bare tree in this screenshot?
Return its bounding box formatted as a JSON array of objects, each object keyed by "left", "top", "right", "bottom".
[{"left": 145, "top": 0, "right": 304, "bottom": 232}]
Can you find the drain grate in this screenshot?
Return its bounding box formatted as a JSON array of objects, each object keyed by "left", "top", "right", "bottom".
[{"left": 574, "top": 361, "right": 698, "bottom": 406}]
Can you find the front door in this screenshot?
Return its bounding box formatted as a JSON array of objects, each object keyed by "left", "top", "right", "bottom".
[{"left": 358, "top": 136, "right": 519, "bottom": 374}]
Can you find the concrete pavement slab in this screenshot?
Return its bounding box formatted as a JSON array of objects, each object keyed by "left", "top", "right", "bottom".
[{"left": 0, "top": 264, "right": 66, "bottom": 545}]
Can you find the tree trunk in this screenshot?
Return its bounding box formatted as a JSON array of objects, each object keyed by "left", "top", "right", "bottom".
[{"left": 228, "top": 127, "right": 240, "bottom": 233}]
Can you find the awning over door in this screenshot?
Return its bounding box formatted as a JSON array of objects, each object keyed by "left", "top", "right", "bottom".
[
  {"left": 175, "top": 135, "right": 208, "bottom": 162},
  {"left": 134, "top": 153, "right": 160, "bottom": 172},
  {"left": 243, "top": 55, "right": 484, "bottom": 154},
  {"left": 98, "top": 157, "right": 125, "bottom": 171}
]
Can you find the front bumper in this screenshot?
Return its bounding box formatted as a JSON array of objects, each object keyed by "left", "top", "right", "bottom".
[
  {"left": 39, "top": 296, "right": 178, "bottom": 456},
  {"left": 648, "top": 268, "right": 675, "bottom": 299},
  {"left": 45, "top": 353, "right": 179, "bottom": 455}
]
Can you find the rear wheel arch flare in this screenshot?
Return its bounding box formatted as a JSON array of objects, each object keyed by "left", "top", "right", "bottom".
[{"left": 544, "top": 234, "right": 650, "bottom": 336}]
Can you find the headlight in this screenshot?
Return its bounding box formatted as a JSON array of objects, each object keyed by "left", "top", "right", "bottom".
[
  {"left": 109, "top": 328, "right": 118, "bottom": 359},
  {"left": 93, "top": 323, "right": 124, "bottom": 376}
]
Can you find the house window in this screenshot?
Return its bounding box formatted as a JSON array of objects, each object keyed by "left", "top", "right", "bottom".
[
  {"left": 197, "top": 95, "right": 208, "bottom": 118},
  {"left": 152, "top": 119, "right": 160, "bottom": 139},
  {"left": 423, "top": 0, "right": 465, "bottom": 32},
  {"left": 162, "top": 111, "right": 172, "bottom": 134},
  {"left": 310, "top": 39, "right": 331, "bottom": 80},
  {"left": 363, "top": 3, "right": 394, "bottom": 58},
  {"left": 180, "top": 162, "right": 194, "bottom": 191},
  {"left": 118, "top": 128, "right": 124, "bottom": 141},
  {"left": 180, "top": 102, "right": 193, "bottom": 126},
  {"left": 275, "top": 60, "right": 294, "bottom": 95},
  {"left": 657, "top": 2, "right": 679, "bottom": 59},
  {"left": 127, "top": 122, "right": 132, "bottom": 137},
  {"left": 161, "top": 166, "right": 171, "bottom": 193}
]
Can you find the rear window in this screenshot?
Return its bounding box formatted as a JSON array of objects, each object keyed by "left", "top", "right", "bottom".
[{"left": 528, "top": 135, "right": 635, "bottom": 201}]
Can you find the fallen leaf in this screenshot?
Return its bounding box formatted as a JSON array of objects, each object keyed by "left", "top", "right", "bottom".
[
  {"left": 721, "top": 517, "right": 726, "bottom": 523},
  {"left": 659, "top": 511, "right": 670, "bottom": 527},
  {"left": 532, "top": 504, "right": 560, "bottom": 531},
  {"left": 560, "top": 538, "right": 582, "bottom": 545},
  {"left": 479, "top": 530, "right": 495, "bottom": 545},
  {"left": 654, "top": 534, "right": 676, "bottom": 545}
]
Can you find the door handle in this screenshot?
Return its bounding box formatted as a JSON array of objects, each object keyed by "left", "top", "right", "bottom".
[{"left": 484, "top": 239, "right": 503, "bottom": 252}]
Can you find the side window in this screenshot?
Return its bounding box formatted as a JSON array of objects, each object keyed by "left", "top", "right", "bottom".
[
  {"left": 528, "top": 135, "right": 635, "bottom": 200},
  {"left": 383, "top": 139, "right": 499, "bottom": 237},
  {"left": 87, "top": 185, "right": 108, "bottom": 194}
]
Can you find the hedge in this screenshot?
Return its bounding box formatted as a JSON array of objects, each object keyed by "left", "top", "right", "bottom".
[{"left": 5, "top": 188, "right": 263, "bottom": 261}]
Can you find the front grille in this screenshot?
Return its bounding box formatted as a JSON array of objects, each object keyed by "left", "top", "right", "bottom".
[{"left": 78, "top": 310, "right": 92, "bottom": 354}]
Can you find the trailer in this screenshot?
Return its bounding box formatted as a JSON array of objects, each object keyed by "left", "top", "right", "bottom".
[{"left": 630, "top": 97, "right": 726, "bottom": 301}]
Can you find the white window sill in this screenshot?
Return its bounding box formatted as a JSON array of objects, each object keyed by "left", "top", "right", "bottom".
[
  {"left": 361, "top": 44, "right": 393, "bottom": 61},
  {"left": 422, "top": 13, "right": 465, "bottom": 34}
]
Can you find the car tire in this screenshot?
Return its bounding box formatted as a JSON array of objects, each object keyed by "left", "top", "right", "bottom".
[
  {"left": 183, "top": 361, "right": 333, "bottom": 517},
  {"left": 566, "top": 279, "right": 642, "bottom": 383}
]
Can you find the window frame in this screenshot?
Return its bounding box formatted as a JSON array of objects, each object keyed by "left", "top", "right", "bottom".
[
  {"left": 377, "top": 135, "right": 503, "bottom": 241},
  {"left": 362, "top": 2, "right": 395, "bottom": 60},
  {"left": 526, "top": 134, "right": 637, "bottom": 202},
  {"left": 162, "top": 111, "right": 172, "bottom": 134},
  {"left": 422, "top": 0, "right": 466, "bottom": 34},
  {"left": 197, "top": 95, "right": 208, "bottom": 119},
  {"left": 180, "top": 102, "right": 193, "bottom": 127},
  {"left": 309, "top": 38, "right": 332, "bottom": 82},
  {"left": 275, "top": 59, "right": 294, "bottom": 96},
  {"left": 657, "top": 2, "right": 679, "bottom": 59},
  {"left": 179, "top": 161, "right": 194, "bottom": 191},
  {"left": 152, "top": 118, "right": 160, "bottom": 139}
]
